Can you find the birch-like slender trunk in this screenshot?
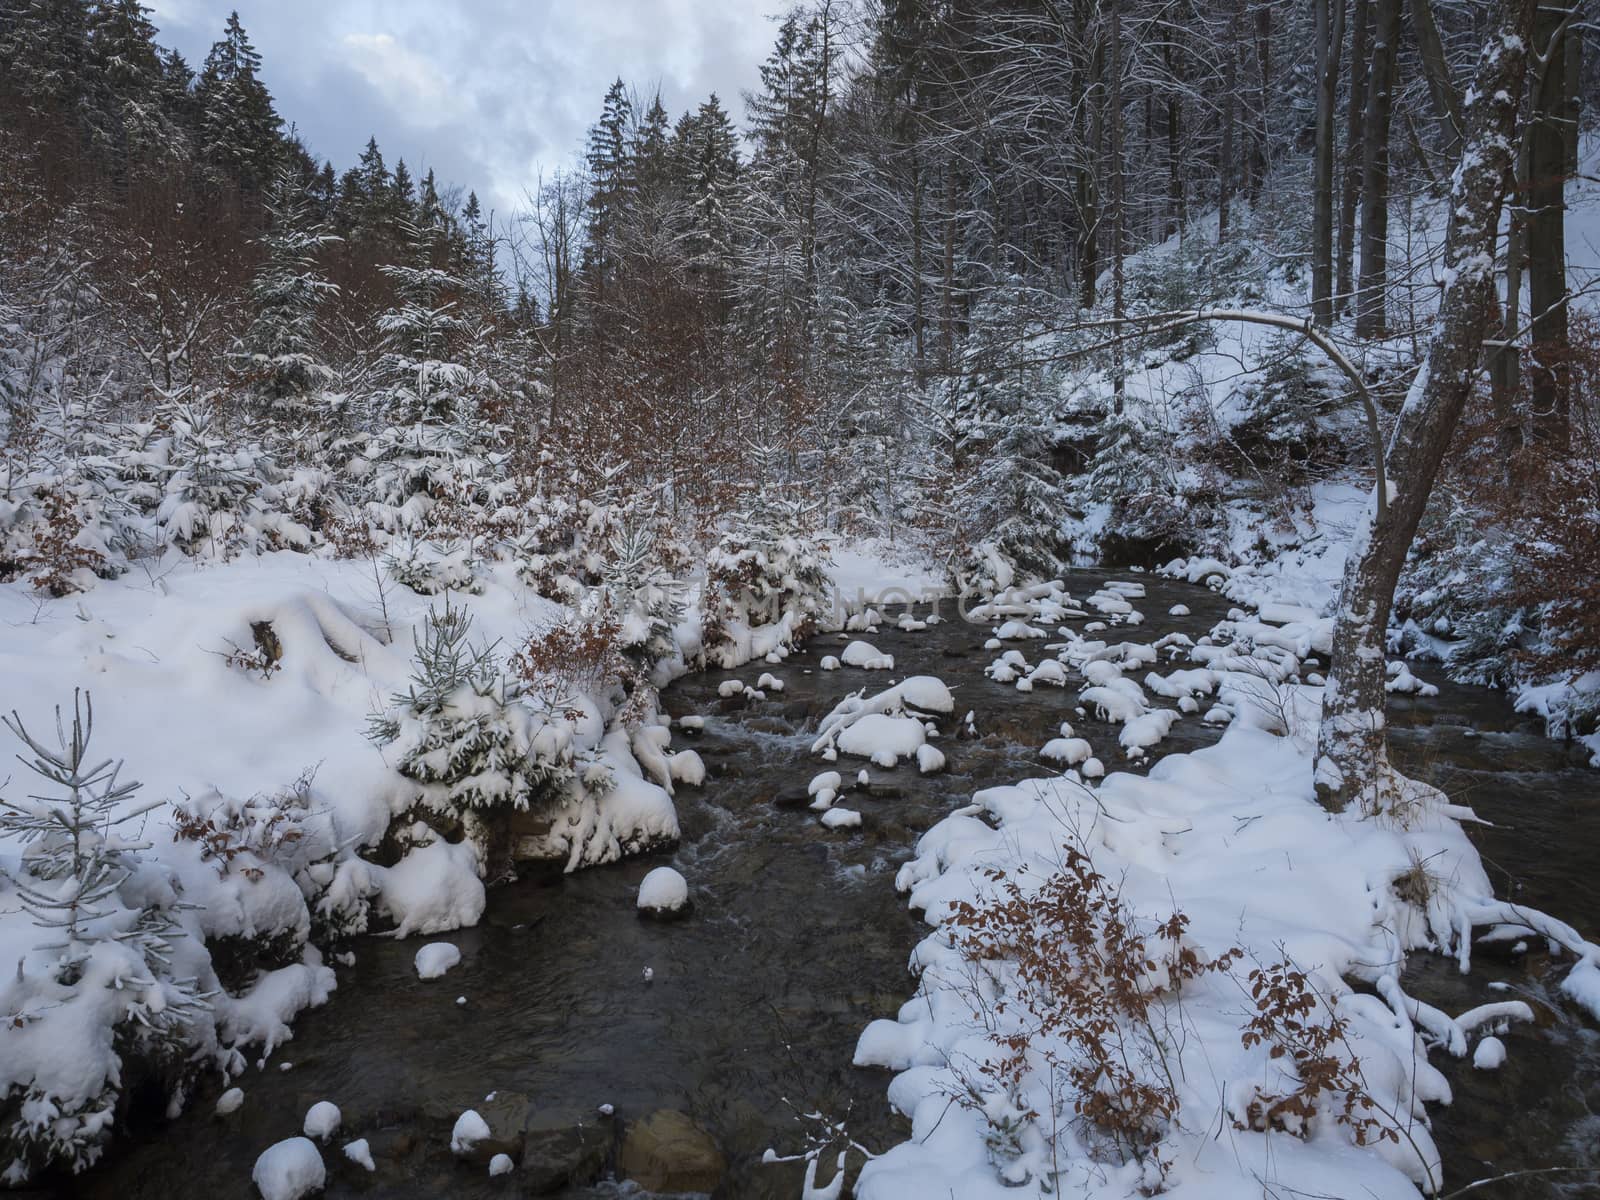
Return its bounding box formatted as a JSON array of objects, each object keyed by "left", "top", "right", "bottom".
[{"left": 1316, "top": 0, "right": 1533, "bottom": 813}]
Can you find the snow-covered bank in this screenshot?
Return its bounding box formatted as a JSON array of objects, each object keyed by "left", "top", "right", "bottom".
[
  {"left": 0, "top": 529, "right": 936, "bottom": 1182},
  {"left": 835, "top": 575, "right": 1600, "bottom": 1200},
  {"left": 853, "top": 725, "right": 1597, "bottom": 1199}
]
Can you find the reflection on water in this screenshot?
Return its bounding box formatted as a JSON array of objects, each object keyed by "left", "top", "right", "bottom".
[{"left": 72, "top": 574, "right": 1597, "bottom": 1198}]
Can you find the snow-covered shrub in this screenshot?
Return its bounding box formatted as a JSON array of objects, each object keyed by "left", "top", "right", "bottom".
[
  {"left": 945, "top": 847, "right": 1241, "bottom": 1189},
  {"left": 511, "top": 608, "right": 653, "bottom": 729},
  {"left": 171, "top": 772, "right": 374, "bottom": 951},
  {"left": 367, "top": 602, "right": 575, "bottom": 821},
  {"left": 153, "top": 394, "right": 276, "bottom": 557},
  {"left": 1074, "top": 404, "right": 1222, "bottom": 565},
  {"left": 2, "top": 480, "right": 117, "bottom": 595},
  {"left": 508, "top": 492, "right": 618, "bottom": 603},
  {"left": 384, "top": 534, "right": 483, "bottom": 596},
  {"left": 0, "top": 693, "right": 213, "bottom": 1181},
  {"left": 1218, "top": 336, "right": 1351, "bottom": 481},
  {"left": 945, "top": 538, "right": 1017, "bottom": 601},
  {"left": 702, "top": 498, "right": 831, "bottom": 663},
  {"left": 603, "top": 519, "right": 689, "bottom": 668}
]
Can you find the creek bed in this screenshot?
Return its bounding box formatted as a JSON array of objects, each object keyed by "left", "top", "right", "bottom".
[{"left": 72, "top": 571, "right": 1597, "bottom": 1199}]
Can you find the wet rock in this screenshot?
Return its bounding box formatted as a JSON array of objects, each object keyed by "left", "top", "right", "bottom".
[
  {"left": 771, "top": 788, "right": 812, "bottom": 810},
  {"left": 366, "top": 1127, "right": 419, "bottom": 1161},
  {"left": 864, "top": 783, "right": 905, "bottom": 800},
  {"left": 618, "top": 1110, "right": 725, "bottom": 1194},
  {"left": 453, "top": 1090, "right": 530, "bottom": 1163},
  {"left": 519, "top": 1116, "right": 611, "bottom": 1194}
]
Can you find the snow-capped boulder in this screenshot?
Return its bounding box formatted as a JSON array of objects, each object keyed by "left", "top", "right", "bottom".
[
  {"left": 252, "top": 1137, "right": 325, "bottom": 1200},
  {"left": 637, "top": 866, "right": 690, "bottom": 918},
  {"left": 414, "top": 942, "right": 461, "bottom": 980}
]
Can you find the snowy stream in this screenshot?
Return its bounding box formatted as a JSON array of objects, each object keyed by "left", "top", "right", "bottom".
[{"left": 68, "top": 571, "right": 1599, "bottom": 1199}]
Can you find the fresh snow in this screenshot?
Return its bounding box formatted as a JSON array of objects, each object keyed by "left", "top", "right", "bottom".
[
  {"left": 302, "top": 1100, "right": 341, "bottom": 1142},
  {"left": 413, "top": 943, "right": 461, "bottom": 981},
  {"left": 343, "top": 1139, "right": 375, "bottom": 1171},
  {"left": 450, "top": 1109, "right": 491, "bottom": 1156},
  {"left": 636, "top": 866, "right": 690, "bottom": 914},
  {"left": 251, "top": 1137, "right": 324, "bottom": 1200}
]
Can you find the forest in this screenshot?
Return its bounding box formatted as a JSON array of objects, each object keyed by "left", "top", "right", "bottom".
[{"left": 1, "top": 0, "right": 1599, "bottom": 1197}]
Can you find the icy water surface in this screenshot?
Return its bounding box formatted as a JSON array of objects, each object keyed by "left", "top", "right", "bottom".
[{"left": 69, "top": 571, "right": 1600, "bottom": 1198}]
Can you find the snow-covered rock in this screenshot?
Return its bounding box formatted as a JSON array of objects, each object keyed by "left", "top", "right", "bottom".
[
  {"left": 302, "top": 1100, "right": 341, "bottom": 1142},
  {"left": 820, "top": 807, "right": 862, "bottom": 830},
  {"left": 343, "top": 1139, "right": 375, "bottom": 1171},
  {"left": 450, "top": 1109, "right": 491, "bottom": 1156},
  {"left": 669, "top": 750, "right": 706, "bottom": 786},
  {"left": 489, "top": 1153, "right": 515, "bottom": 1176},
  {"left": 216, "top": 1087, "right": 245, "bottom": 1115},
  {"left": 252, "top": 1137, "right": 325, "bottom": 1200},
  {"left": 1473, "top": 1037, "right": 1506, "bottom": 1070},
  {"left": 841, "top": 640, "right": 894, "bottom": 669},
  {"left": 414, "top": 942, "right": 461, "bottom": 980},
  {"left": 636, "top": 866, "right": 689, "bottom": 916}
]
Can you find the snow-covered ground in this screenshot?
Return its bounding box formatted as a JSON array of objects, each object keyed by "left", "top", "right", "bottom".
[
  {"left": 0, "top": 532, "right": 938, "bottom": 1182},
  {"left": 820, "top": 577, "right": 1600, "bottom": 1200}
]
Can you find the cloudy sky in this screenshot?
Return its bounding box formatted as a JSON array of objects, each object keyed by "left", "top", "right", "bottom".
[{"left": 148, "top": 1, "right": 781, "bottom": 218}]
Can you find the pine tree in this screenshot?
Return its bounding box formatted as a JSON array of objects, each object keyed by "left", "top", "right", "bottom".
[
  {"left": 583, "top": 78, "right": 635, "bottom": 314},
  {"left": 674, "top": 94, "right": 741, "bottom": 286},
  {"left": 377, "top": 215, "right": 469, "bottom": 425},
  {"left": 194, "top": 11, "right": 281, "bottom": 190},
  {"left": 0, "top": 0, "right": 92, "bottom": 123},
  {"left": 240, "top": 162, "right": 339, "bottom": 416},
  {"left": 86, "top": 0, "right": 178, "bottom": 169},
  {"left": 0, "top": 691, "right": 208, "bottom": 1178}
]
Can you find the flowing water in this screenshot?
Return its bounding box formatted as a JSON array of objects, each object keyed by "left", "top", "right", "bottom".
[{"left": 67, "top": 571, "right": 1599, "bottom": 1199}]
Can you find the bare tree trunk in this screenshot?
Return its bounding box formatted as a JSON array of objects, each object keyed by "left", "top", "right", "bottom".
[
  {"left": 1111, "top": 0, "right": 1127, "bottom": 403},
  {"left": 942, "top": 165, "right": 956, "bottom": 372},
  {"left": 1313, "top": 0, "right": 1347, "bottom": 324},
  {"left": 1252, "top": 0, "right": 1272, "bottom": 199},
  {"left": 1079, "top": 35, "right": 1103, "bottom": 309},
  {"left": 1528, "top": 0, "right": 1574, "bottom": 449},
  {"left": 1165, "top": 40, "right": 1186, "bottom": 239},
  {"left": 1315, "top": 0, "right": 1531, "bottom": 813},
  {"left": 1493, "top": 141, "right": 1530, "bottom": 456},
  {"left": 1355, "top": 0, "right": 1401, "bottom": 338},
  {"left": 1337, "top": 0, "right": 1371, "bottom": 312},
  {"left": 1219, "top": 30, "right": 1235, "bottom": 243},
  {"left": 1407, "top": 0, "right": 1463, "bottom": 157},
  {"left": 911, "top": 151, "right": 926, "bottom": 387}
]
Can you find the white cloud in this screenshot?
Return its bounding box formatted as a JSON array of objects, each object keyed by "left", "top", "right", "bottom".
[
  {"left": 153, "top": 1, "right": 782, "bottom": 216},
  {"left": 340, "top": 31, "right": 469, "bottom": 128}
]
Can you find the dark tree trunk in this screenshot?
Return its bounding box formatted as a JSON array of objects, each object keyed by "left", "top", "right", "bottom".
[
  {"left": 1316, "top": 0, "right": 1532, "bottom": 813},
  {"left": 1313, "top": 0, "right": 1346, "bottom": 325},
  {"left": 1252, "top": 0, "right": 1272, "bottom": 198},
  {"left": 1528, "top": 0, "right": 1575, "bottom": 449},
  {"left": 1219, "top": 30, "right": 1235, "bottom": 243},
  {"left": 1337, "top": 0, "right": 1371, "bottom": 312},
  {"left": 1164, "top": 36, "right": 1186, "bottom": 239},
  {"left": 1355, "top": 0, "right": 1400, "bottom": 339},
  {"left": 1408, "top": 0, "right": 1463, "bottom": 157}
]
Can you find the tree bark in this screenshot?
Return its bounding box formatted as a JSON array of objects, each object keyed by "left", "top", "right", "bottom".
[
  {"left": 1313, "top": 0, "right": 1346, "bottom": 325},
  {"left": 1336, "top": 0, "right": 1372, "bottom": 312},
  {"left": 1355, "top": 0, "right": 1401, "bottom": 338},
  {"left": 1111, "top": 0, "right": 1127, "bottom": 402},
  {"left": 1219, "top": 25, "right": 1236, "bottom": 243},
  {"left": 1315, "top": 0, "right": 1532, "bottom": 813},
  {"left": 1407, "top": 0, "right": 1463, "bottom": 157},
  {"left": 1528, "top": 0, "right": 1574, "bottom": 449},
  {"left": 1252, "top": 0, "right": 1272, "bottom": 200}
]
